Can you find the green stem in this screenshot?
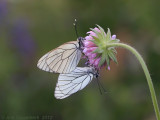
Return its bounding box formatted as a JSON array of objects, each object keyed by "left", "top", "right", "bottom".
[{"left": 107, "top": 43, "right": 160, "bottom": 120}]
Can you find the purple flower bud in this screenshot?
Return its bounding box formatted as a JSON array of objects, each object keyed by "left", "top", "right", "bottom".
[
  {"left": 85, "top": 36, "right": 93, "bottom": 40},
  {"left": 87, "top": 31, "right": 97, "bottom": 37},
  {"left": 94, "top": 27, "right": 101, "bottom": 32},
  {"left": 111, "top": 35, "right": 116, "bottom": 40},
  {"left": 107, "top": 66, "right": 110, "bottom": 70},
  {"left": 94, "top": 58, "right": 101, "bottom": 67},
  {"left": 91, "top": 53, "right": 97, "bottom": 58}
]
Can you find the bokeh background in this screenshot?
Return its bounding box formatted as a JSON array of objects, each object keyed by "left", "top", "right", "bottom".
[{"left": 0, "top": 0, "right": 160, "bottom": 120}]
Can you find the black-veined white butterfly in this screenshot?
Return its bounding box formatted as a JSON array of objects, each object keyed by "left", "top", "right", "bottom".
[
  {"left": 37, "top": 37, "right": 85, "bottom": 73},
  {"left": 54, "top": 67, "right": 98, "bottom": 99}
]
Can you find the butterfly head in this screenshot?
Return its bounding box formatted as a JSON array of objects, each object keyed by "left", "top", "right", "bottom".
[
  {"left": 78, "top": 37, "right": 85, "bottom": 50},
  {"left": 95, "top": 72, "right": 99, "bottom": 78},
  {"left": 88, "top": 67, "right": 99, "bottom": 78},
  {"left": 93, "top": 68, "right": 99, "bottom": 78},
  {"left": 78, "top": 37, "right": 85, "bottom": 41}
]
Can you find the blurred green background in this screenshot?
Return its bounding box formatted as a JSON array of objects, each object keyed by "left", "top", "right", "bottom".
[{"left": 0, "top": 0, "right": 160, "bottom": 120}]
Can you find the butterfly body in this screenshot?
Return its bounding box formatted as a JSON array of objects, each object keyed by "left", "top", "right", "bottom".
[{"left": 77, "top": 37, "right": 85, "bottom": 51}]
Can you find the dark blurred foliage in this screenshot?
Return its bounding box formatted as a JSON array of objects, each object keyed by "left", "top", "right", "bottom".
[{"left": 0, "top": 0, "right": 160, "bottom": 120}]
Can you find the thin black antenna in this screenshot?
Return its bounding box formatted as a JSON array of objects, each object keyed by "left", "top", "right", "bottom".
[
  {"left": 96, "top": 77, "right": 107, "bottom": 94},
  {"left": 99, "top": 79, "right": 107, "bottom": 93},
  {"left": 73, "top": 19, "right": 79, "bottom": 38},
  {"left": 96, "top": 78, "right": 102, "bottom": 95}
]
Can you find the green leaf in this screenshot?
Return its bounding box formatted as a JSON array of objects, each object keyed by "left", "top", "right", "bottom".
[
  {"left": 98, "top": 53, "right": 106, "bottom": 67},
  {"left": 107, "top": 47, "right": 114, "bottom": 50},
  {"left": 94, "top": 53, "right": 101, "bottom": 59},
  {"left": 96, "top": 25, "right": 106, "bottom": 39},
  {"left": 106, "top": 28, "right": 111, "bottom": 41},
  {"left": 110, "top": 39, "right": 120, "bottom": 43},
  {"left": 92, "top": 36, "right": 100, "bottom": 42},
  {"left": 89, "top": 40, "right": 99, "bottom": 46},
  {"left": 108, "top": 51, "right": 118, "bottom": 64},
  {"left": 90, "top": 28, "right": 103, "bottom": 40},
  {"left": 105, "top": 54, "right": 110, "bottom": 66},
  {"left": 93, "top": 48, "right": 103, "bottom": 53},
  {"left": 111, "top": 48, "right": 117, "bottom": 54}
]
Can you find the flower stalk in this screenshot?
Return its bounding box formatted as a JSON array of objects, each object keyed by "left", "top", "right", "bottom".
[
  {"left": 106, "top": 42, "right": 160, "bottom": 120},
  {"left": 83, "top": 26, "right": 160, "bottom": 119}
]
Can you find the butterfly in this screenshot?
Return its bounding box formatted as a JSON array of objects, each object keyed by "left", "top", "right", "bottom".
[
  {"left": 54, "top": 67, "right": 99, "bottom": 99},
  {"left": 37, "top": 37, "right": 85, "bottom": 73}
]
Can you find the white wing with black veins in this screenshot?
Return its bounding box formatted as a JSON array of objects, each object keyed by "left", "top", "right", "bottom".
[
  {"left": 54, "top": 67, "right": 94, "bottom": 99},
  {"left": 37, "top": 41, "right": 82, "bottom": 73}
]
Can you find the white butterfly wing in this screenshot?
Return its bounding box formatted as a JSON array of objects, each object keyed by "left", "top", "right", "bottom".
[
  {"left": 37, "top": 52, "right": 54, "bottom": 72},
  {"left": 37, "top": 41, "right": 82, "bottom": 73},
  {"left": 54, "top": 67, "right": 94, "bottom": 99}
]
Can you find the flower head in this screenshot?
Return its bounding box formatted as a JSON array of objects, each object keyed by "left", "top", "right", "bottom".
[{"left": 83, "top": 25, "right": 120, "bottom": 70}]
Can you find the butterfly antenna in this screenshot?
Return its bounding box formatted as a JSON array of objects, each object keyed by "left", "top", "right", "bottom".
[
  {"left": 99, "top": 78, "right": 107, "bottom": 93},
  {"left": 96, "top": 77, "right": 103, "bottom": 95},
  {"left": 73, "top": 19, "right": 79, "bottom": 38},
  {"left": 96, "top": 77, "right": 107, "bottom": 94}
]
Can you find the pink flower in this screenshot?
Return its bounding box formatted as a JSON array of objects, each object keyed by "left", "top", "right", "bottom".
[
  {"left": 83, "top": 26, "right": 119, "bottom": 71},
  {"left": 83, "top": 27, "right": 111, "bottom": 70}
]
